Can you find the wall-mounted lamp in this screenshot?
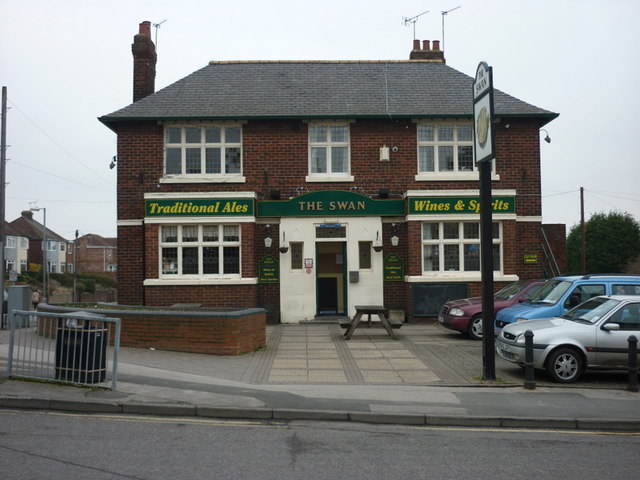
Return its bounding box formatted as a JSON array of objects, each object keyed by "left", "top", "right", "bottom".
[
  {"left": 279, "top": 231, "right": 289, "bottom": 254},
  {"left": 390, "top": 223, "right": 399, "bottom": 247},
  {"left": 540, "top": 128, "right": 551, "bottom": 143},
  {"left": 373, "top": 231, "right": 383, "bottom": 252},
  {"left": 109, "top": 155, "right": 117, "bottom": 169},
  {"left": 264, "top": 224, "right": 273, "bottom": 248}
]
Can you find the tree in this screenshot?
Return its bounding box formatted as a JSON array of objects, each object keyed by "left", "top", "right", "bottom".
[{"left": 567, "top": 211, "right": 640, "bottom": 274}]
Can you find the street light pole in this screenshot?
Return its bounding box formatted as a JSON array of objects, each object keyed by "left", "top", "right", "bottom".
[
  {"left": 1, "top": 87, "right": 7, "bottom": 322},
  {"left": 30, "top": 207, "right": 47, "bottom": 302}
]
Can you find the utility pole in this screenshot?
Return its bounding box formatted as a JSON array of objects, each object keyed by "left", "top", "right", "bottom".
[
  {"left": 580, "top": 187, "right": 586, "bottom": 273},
  {"left": 1, "top": 87, "right": 8, "bottom": 325}
]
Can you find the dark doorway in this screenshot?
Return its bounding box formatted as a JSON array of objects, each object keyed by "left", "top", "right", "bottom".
[{"left": 316, "top": 242, "right": 346, "bottom": 315}]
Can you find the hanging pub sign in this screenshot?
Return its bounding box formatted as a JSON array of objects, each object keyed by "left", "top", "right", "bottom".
[{"left": 473, "top": 61, "right": 495, "bottom": 164}]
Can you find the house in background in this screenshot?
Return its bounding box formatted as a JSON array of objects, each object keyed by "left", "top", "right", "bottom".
[
  {"left": 3, "top": 221, "right": 29, "bottom": 274},
  {"left": 99, "top": 22, "right": 562, "bottom": 324},
  {"left": 9, "top": 211, "right": 69, "bottom": 274},
  {"left": 74, "top": 233, "right": 118, "bottom": 274}
]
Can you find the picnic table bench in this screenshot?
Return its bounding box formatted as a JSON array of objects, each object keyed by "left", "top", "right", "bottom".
[{"left": 340, "top": 305, "right": 402, "bottom": 340}]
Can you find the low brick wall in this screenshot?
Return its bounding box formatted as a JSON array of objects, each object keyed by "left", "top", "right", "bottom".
[{"left": 37, "top": 304, "right": 266, "bottom": 355}]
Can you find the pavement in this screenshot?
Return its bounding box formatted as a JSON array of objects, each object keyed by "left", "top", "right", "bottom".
[{"left": 1, "top": 323, "right": 639, "bottom": 431}]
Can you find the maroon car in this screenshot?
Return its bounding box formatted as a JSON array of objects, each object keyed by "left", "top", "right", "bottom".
[{"left": 438, "top": 280, "right": 544, "bottom": 340}]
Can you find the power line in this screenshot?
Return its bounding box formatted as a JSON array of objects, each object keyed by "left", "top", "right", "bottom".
[
  {"left": 10, "top": 160, "right": 114, "bottom": 190},
  {"left": 7, "top": 98, "right": 114, "bottom": 187},
  {"left": 7, "top": 195, "right": 114, "bottom": 205}
]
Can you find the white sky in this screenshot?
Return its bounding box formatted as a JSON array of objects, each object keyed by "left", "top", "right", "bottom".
[{"left": 2, "top": 0, "right": 639, "bottom": 239}]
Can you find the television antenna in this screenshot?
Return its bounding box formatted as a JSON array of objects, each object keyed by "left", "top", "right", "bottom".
[
  {"left": 153, "top": 19, "right": 167, "bottom": 47},
  {"left": 403, "top": 10, "right": 429, "bottom": 41},
  {"left": 441, "top": 6, "right": 461, "bottom": 51}
]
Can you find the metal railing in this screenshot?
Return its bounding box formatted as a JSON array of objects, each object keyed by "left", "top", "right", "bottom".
[
  {"left": 541, "top": 227, "right": 562, "bottom": 277},
  {"left": 7, "top": 310, "right": 121, "bottom": 389}
]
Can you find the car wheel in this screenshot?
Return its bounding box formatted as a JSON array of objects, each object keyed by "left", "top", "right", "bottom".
[
  {"left": 546, "top": 348, "right": 583, "bottom": 383},
  {"left": 467, "top": 314, "right": 483, "bottom": 340}
]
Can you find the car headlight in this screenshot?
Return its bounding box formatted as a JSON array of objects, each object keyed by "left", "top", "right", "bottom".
[
  {"left": 449, "top": 308, "right": 465, "bottom": 317},
  {"left": 515, "top": 317, "right": 529, "bottom": 323},
  {"left": 515, "top": 334, "right": 526, "bottom": 344}
]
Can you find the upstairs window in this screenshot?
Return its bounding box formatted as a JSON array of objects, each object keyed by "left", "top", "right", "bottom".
[
  {"left": 165, "top": 125, "right": 242, "bottom": 177},
  {"left": 308, "top": 123, "right": 351, "bottom": 179},
  {"left": 417, "top": 123, "right": 474, "bottom": 174}
]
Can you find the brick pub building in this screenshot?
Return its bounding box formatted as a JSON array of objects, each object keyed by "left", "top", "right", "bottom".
[{"left": 100, "top": 22, "right": 561, "bottom": 324}]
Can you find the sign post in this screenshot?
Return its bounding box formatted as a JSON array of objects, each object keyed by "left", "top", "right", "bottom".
[{"left": 473, "top": 62, "right": 496, "bottom": 381}]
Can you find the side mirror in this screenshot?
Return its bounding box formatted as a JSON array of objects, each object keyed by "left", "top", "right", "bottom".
[{"left": 602, "top": 323, "right": 620, "bottom": 331}]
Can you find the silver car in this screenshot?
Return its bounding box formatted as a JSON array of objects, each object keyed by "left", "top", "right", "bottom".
[{"left": 496, "top": 295, "right": 640, "bottom": 383}]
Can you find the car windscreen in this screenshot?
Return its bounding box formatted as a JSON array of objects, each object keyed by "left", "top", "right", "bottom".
[
  {"left": 561, "top": 297, "right": 621, "bottom": 324},
  {"left": 494, "top": 281, "right": 527, "bottom": 300},
  {"left": 527, "top": 280, "right": 572, "bottom": 305}
]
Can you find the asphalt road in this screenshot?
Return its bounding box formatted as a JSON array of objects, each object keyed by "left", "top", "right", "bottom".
[{"left": 1, "top": 409, "right": 638, "bottom": 480}]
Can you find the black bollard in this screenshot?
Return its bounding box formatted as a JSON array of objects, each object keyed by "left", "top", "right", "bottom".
[
  {"left": 524, "top": 330, "right": 535, "bottom": 390},
  {"left": 628, "top": 335, "right": 638, "bottom": 393}
]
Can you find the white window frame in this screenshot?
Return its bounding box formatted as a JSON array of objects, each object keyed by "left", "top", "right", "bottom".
[
  {"left": 161, "top": 123, "right": 245, "bottom": 184},
  {"left": 159, "top": 224, "right": 241, "bottom": 279},
  {"left": 6, "top": 236, "right": 16, "bottom": 248},
  {"left": 415, "top": 121, "right": 498, "bottom": 181},
  {"left": 306, "top": 122, "right": 354, "bottom": 182},
  {"left": 422, "top": 221, "right": 502, "bottom": 275}
]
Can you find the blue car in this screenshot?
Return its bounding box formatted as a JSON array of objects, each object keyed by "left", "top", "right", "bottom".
[{"left": 494, "top": 274, "right": 640, "bottom": 335}]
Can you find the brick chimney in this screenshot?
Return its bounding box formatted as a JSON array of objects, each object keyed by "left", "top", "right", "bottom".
[
  {"left": 132, "top": 21, "right": 157, "bottom": 102},
  {"left": 410, "top": 39, "right": 445, "bottom": 63}
]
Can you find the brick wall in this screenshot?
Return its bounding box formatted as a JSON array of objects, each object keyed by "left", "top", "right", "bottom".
[
  {"left": 117, "top": 311, "right": 266, "bottom": 355},
  {"left": 37, "top": 305, "right": 266, "bottom": 355},
  {"left": 114, "top": 116, "right": 551, "bottom": 320}
]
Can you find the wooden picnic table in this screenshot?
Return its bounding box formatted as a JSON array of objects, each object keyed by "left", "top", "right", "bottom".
[{"left": 341, "top": 305, "right": 402, "bottom": 340}]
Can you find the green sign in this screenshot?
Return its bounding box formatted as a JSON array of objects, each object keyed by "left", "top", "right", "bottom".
[
  {"left": 258, "top": 255, "right": 279, "bottom": 283},
  {"left": 384, "top": 254, "right": 404, "bottom": 281},
  {"left": 258, "top": 190, "right": 405, "bottom": 217},
  {"left": 146, "top": 198, "right": 254, "bottom": 217},
  {"left": 409, "top": 196, "right": 515, "bottom": 215},
  {"left": 523, "top": 254, "right": 538, "bottom": 264}
]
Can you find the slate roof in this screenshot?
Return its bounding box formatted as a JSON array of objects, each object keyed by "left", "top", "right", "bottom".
[
  {"left": 10, "top": 212, "right": 68, "bottom": 243},
  {"left": 100, "top": 60, "right": 557, "bottom": 129},
  {"left": 78, "top": 234, "right": 117, "bottom": 249}
]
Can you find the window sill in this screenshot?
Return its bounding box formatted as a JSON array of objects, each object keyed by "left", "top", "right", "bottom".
[
  {"left": 405, "top": 273, "right": 518, "bottom": 283},
  {"left": 414, "top": 172, "right": 500, "bottom": 182},
  {"left": 305, "top": 174, "right": 355, "bottom": 183},
  {"left": 144, "top": 277, "right": 257, "bottom": 286},
  {"left": 160, "top": 174, "right": 246, "bottom": 184}
]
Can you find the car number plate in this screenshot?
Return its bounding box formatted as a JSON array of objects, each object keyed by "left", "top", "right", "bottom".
[
  {"left": 496, "top": 340, "right": 510, "bottom": 352},
  {"left": 438, "top": 315, "right": 444, "bottom": 323}
]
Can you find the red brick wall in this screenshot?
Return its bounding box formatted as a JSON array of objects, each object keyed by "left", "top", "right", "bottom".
[
  {"left": 117, "top": 311, "right": 266, "bottom": 355},
  {"left": 37, "top": 305, "right": 266, "bottom": 355},
  {"left": 114, "top": 117, "right": 551, "bottom": 320},
  {"left": 76, "top": 245, "right": 117, "bottom": 273},
  {"left": 542, "top": 223, "right": 567, "bottom": 274}
]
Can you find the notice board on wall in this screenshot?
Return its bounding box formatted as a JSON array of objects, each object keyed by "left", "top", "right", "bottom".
[{"left": 412, "top": 283, "right": 468, "bottom": 316}]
